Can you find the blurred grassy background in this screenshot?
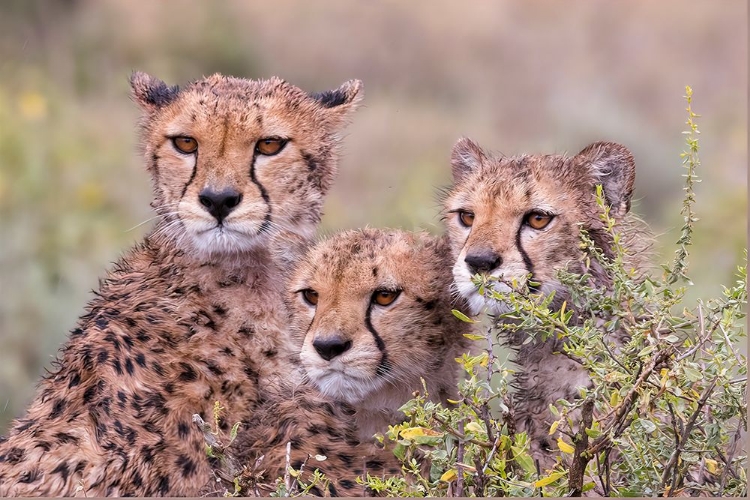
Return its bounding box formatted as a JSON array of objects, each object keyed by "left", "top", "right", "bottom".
[{"left": 0, "top": 0, "right": 746, "bottom": 433}]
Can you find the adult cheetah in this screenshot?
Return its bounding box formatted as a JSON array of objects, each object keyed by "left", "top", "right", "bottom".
[{"left": 0, "top": 72, "right": 361, "bottom": 496}]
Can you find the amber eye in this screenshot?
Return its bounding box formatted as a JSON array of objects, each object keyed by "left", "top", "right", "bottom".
[
  {"left": 372, "top": 289, "right": 401, "bottom": 307},
  {"left": 256, "top": 137, "right": 287, "bottom": 156},
  {"left": 172, "top": 136, "right": 198, "bottom": 154},
  {"left": 458, "top": 210, "right": 475, "bottom": 228},
  {"left": 301, "top": 289, "right": 319, "bottom": 306},
  {"left": 526, "top": 212, "right": 553, "bottom": 230}
]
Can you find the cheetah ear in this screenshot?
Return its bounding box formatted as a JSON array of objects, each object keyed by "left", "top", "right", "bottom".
[
  {"left": 576, "top": 141, "right": 636, "bottom": 216},
  {"left": 450, "top": 137, "right": 487, "bottom": 183},
  {"left": 130, "top": 71, "right": 180, "bottom": 111},
  {"left": 310, "top": 79, "right": 363, "bottom": 111}
]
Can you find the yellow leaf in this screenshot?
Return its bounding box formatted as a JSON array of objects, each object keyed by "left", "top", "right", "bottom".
[
  {"left": 479, "top": 352, "right": 489, "bottom": 368},
  {"left": 440, "top": 469, "right": 457, "bottom": 482},
  {"left": 400, "top": 427, "right": 441, "bottom": 440},
  {"left": 465, "top": 422, "right": 484, "bottom": 433},
  {"left": 287, "top": 467, "right": 300, "bottom": 477},
  {"left": 548, "top": 420, "right": 559, "bottom": 435},
  {"left": 705, "top": 459, "right": 719, "bottom": 475},
  {"left": 557, "top": 437, "right": 575, "bottom": 454},
  {"left": 610, "top": 390, "right": 620, "bottom": 407},
  {"left": 533, "top": 471, "right": 567, "bottom": 488}
]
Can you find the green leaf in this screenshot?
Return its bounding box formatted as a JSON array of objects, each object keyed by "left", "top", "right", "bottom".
[{"left": 452, "top": 309, "right": 478, "bottom": 323}]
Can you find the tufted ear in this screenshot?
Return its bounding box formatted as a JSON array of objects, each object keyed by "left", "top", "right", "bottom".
[
  {"left": 450, "top": 137, "right": 487, "bottom": 183},
  {"left": 130, "top": 71, "right": 180, "bottom": 111},
  {"left": 575, "top": 141, "right": 636, "bottom": 216},
  {"left": 310, "top": 79, "right": 363, "bottom": 112}
]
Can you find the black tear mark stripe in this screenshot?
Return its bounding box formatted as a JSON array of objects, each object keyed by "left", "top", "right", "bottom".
[
  {"left": 365, "top": 302, "right": 391, "bottom": 376},
  {"left": 180, "top": 148, "right": 199, "bottom": 200},
  {"left": 249, "top": 153, "right": 272, "bottom": 233},
  {"left": 515, "top": 222, "right": 538, "bottom": 292}
]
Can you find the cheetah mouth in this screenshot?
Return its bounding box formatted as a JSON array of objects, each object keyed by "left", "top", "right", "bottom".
[{"left": 309, "top": 370, "right": 382, "bottom": 404}]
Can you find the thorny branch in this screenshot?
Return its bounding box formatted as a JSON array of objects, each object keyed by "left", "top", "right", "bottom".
[{"left": 660, "top": 377, "right": 718, "bottom": 496}]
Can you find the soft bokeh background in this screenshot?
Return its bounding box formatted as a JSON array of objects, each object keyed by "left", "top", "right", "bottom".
[{"left": 0, "top": 0, "right": 746, "bottom": 432}]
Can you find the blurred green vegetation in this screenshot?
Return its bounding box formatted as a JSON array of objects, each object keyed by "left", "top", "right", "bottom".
[{"left": 0, "top": 1, "right": 746, "bottom": 433}]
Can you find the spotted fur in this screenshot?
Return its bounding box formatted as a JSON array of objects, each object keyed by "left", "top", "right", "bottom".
[{"left": 0, "top": 72, "right": 362, "bottom": 496}]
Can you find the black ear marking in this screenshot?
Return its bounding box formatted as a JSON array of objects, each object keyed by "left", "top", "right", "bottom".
[
  {"left": 310, "top": 79, "right": 363, "bottom": 109},
  {"left": 576, "top": 141, "right": 636, "bottom": 216},
  {"left": 450, "top": 137, "right": 487, "bottom": 183},
  {"left": 130, "top": 71, "right": 180, "bottom": 110}
]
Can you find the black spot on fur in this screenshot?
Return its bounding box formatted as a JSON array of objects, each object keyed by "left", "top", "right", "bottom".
[
  {"left": 1, "top": 447, "right": 24, "bottom": 464},
  {"left": 152, "top": 361, "right": 165, "bottom": 376},
  {"left": 96, "top": 317, "right": 108, "bottom": 329},
  {"left": 71, "top": 328, "right": 84, "bottom": 337},
  {"left": 328, "top": 483, "right": 339, "bottom": 497},
  {"left": 97, "top": 350, "right": 109, "bottom": 364},
  {"left": 301, "top": 152, "right": 318, "bottom": 172},
  {"left": 157, "top": 475, "right": 170, "bottom": 495},
  {"left": 339, "top": 479, "right": 356, "bottom": 490},
  {"left": 68, "top": 372, "right": 81, "bottom": 389},
  {"left": 49, "top": 399, "right": 67, "bottom": 419},
  {"left": 365, "top": 459, "right": 384, "bottom": 469},
  {"left": 221, "top": 346, "right": 234, "bottom": 357},
  {"left": 178, "top": 421, "right": 190, "bottom": 439},
  {"left": 176, "top": 455, "right": 197, "bottom": 478},
  {"left": 134, "top": 352, "right": 147, "bottom": 367},
  {"left": 424, "top": 300, "right": 437, "bottom": 310},
  {"left": 125, "top": 358, "right": 135, "bottom": 375},
  {"left": 204, "top": 361, "right": 224, "bottom": 376},
  {"left": 16, "top": 420, "right": 33, "bottom": 432},
  {"left": 337, "top": 453, "right": 354, "bottom": 467},
  {"left": 111, "top": 358, "right": 123, "bottom": 375},
  {"left": 54, "top": 432, "right": 80, "bottom": 445},
  {"left": 178, "top": 362, "right": 197, "bottom": 382},
  {"left": 212, "top": 304, "right": 227, "bottom": 316}
]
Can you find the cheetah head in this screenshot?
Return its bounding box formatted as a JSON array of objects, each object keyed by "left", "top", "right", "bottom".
[
  {"left": 288, "top": 229, "right": 469, "bottom": 408},
  {"left": 130, "top": 72, "right": 362, "bottom": 260},
  {"left": 444, "top": 138, "right": 636, "bottom": 316}
]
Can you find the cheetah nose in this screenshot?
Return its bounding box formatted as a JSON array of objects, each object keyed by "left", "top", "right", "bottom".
[
  {"left": 198, "top": 189, "right": 243, "bottom": 223},
  {"left": 464, "top": 251, "right": 502, "bottom": 274},
  {"left": 312, "top": 335, "right": 353, "bottom": 361}
]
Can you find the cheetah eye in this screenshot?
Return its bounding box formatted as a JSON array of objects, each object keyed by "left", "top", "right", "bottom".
[
  {"left": 458, "top": 210, "right": 475, "bottom": 228},
  {"left": 301, "top": 289, "right": 319, "bottom": 306},
  {"left": 372, "top": 289, "right": 401, "bottom": 307},
  {"left": 255, "top": 137, "right": 288, "bottom": 156},
  {"left": 525, "top": 211, "right": 554, "bottom": 230},
  {"left": 172, "top": 136, "right": 198, "bottom": 154}
]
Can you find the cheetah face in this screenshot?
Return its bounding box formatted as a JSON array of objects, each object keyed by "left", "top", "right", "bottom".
[
  {"left": 444, "top": 138, "right": 636, "bottom": 316},
  {"left": 130, "top": 72, "right": 361, "bottom": 260},
  {"left": 288, "top": 229, "right": 466, "bottom": 405}
]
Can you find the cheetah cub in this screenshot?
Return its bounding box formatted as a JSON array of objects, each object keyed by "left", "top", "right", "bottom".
[
  {"left": 223, "top": 228, "right": 472, "bottom": 496},
  {"left": 0, "top": 73, "right": 361, "bottom": 496},
  {"left": 287, "top": 228, "right": 473, "bottom": 440},
  {"left": 444, "top": 138, "right": 647, "bottom": 468}
]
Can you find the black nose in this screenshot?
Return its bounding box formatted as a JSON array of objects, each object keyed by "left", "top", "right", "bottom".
[
  {"left": 198, "top": 189, "right": 242, "bottom": 222},
  {"left": 464, "top": 251, "right": 502, "bottom": 274},
  {"left": 312, "top": 335, "right": 353, "bottom": 361}
]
